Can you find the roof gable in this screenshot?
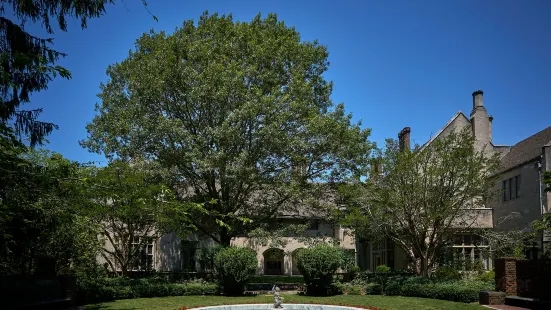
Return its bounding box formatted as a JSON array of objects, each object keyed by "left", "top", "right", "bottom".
[{"left": 421, "top": 111, "right": 471, "bottom": 150}]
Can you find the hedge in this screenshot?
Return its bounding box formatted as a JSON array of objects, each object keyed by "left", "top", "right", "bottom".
[
  {"left": 76, "top": 281, "right": 218, "bottom": 304},
  {"left": 249, "top": 275, "right": 305, "bottom": 284},
  {"left": 396, "top": 280, "right": 493, "bottom": 303}
]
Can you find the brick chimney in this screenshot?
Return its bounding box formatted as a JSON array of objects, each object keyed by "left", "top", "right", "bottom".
[{"left": 398, "top": 127, "right": 411, "bottom": 152}]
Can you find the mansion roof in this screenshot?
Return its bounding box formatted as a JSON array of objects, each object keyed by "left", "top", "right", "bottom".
[{"left": 499, "top": 125, "right": 551, "bottom": 172}]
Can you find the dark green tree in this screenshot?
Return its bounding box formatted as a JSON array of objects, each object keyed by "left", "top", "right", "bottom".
[
  {"left": 0, "top": 147, "right": 99, "bottom": 275},
  {"left": 82, "top": 12, "right": 374, "bottom": 246}
]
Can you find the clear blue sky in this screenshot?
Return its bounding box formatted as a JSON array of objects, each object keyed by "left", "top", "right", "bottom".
[{"left": 13, "top": 0, "right": 551, "bottom": 164}]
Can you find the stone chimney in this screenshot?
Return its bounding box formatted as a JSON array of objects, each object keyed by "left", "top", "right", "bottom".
[
  {"left": 398, "top": 127, "right": 411, "bottom": 152},
  {"left": 470, "top": 90, "right": 492, "bottom": 152}
]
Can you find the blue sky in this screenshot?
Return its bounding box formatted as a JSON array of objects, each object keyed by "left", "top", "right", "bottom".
[{"left": 14, "top": 0, "right": 551, "bottom": 164}]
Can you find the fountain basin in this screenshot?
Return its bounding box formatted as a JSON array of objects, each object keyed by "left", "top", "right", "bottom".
[{"left": 191, "top": 304, "right": 365, "bottom": 310}]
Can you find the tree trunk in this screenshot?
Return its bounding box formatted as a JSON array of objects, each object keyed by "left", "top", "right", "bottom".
[
  {"left": 219, "top": 227, "right": 232, "bottom": 246},
  {"left": 419, "top": 256, "right": 429, "bottom": 277}
]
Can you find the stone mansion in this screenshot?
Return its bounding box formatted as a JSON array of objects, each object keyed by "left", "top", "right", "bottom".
[{"left": 101, "top": 90, "right": 551, "bottom": 275}]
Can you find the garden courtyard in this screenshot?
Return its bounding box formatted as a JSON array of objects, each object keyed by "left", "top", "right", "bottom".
[{"left": 84, "top": 294, "right": 487, "bottom": 310}]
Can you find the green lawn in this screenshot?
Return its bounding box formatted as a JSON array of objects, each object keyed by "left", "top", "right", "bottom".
[{"left": 84, "top": 294, "right": 486, "bottom": 310}]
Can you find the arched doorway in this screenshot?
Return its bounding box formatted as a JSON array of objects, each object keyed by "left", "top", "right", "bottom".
[
  {"left": 291, "top": 248, "right": 305, "bottom": 275},
  {"left": 263, "top": 248, "right": 284, "bottom": 275}
]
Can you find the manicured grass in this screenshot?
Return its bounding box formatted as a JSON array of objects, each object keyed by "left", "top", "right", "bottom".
[{"left": 84, "top": 294, "right": 486, "bottom": 310}]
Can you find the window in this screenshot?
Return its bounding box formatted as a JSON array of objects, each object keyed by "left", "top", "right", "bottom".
[
  {"left": 130, "top": 237, "right": 154, "bottom": 271},
  {"left": 371, "top": 238, "right": 394, "bottom": 270},
  {"left": 181, "top": 241, "right": 198, "bottom": 271},
  {"left": 502, "top": 175, "right": 521, "bottom": 202},
  {"left": 503, "top": 180, "right": 509, "bottom": 201},
  {"left": 308, "top": 220, "right": 319, "bottom": 230},
  {"left": 112, "top": 236, "right": 154, "bottom": 272},
  {"left": 450, "top": 233, "right": 490, "bottom": 270}
]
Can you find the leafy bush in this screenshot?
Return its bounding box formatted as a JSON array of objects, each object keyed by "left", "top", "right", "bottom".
[
  {"left": 339, "top": 249, "right": 357, "bottom": 280},
  {"left": 433, "top": 266, "right": 462, "bottom": 281},
  {"left": 214, "top": 246, "right": 257, "bottom": 296},
  {"left": 195, "top": 245, "right": 222, "bottom": 272},
  {"left": 375, "top": 265, "right": 391, "bottom": 273},
  {"left": 356, "top": 269, "right": 413, "bottom": 284},
  {"left": 399, "top": 280, "right": 493, "bottom": 303},
  {"left": 373, "top": 265, "right": 391, "bottom": 291},
  {"left": 296, "top": 244, "right": 343, "bottom": 296},
  {"left": 333, "top": 282, "right": 362, "bottom": 295},
  {"left": 476, "top": 270, "right": 495, "bottom": 282},
  {"left": 383, "top": 279, "right": 402, "bottom": 296},
  {"left": 365, "top": 282, "right": 383, "bottom": 295}
]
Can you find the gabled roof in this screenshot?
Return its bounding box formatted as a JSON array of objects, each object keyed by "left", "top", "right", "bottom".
[
  {"left": 499, "top": 126, "right": 551, "bottom": 172},
  {"left": 421, "top": 111, "right": 470, "bottom": 150}
]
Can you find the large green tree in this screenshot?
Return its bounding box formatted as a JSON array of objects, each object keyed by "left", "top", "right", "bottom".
[
  {"left": 82, "top": 12, "right": 373, "bottom": 245},
  {"left": 342, "top": 129, "right": 500, "bottom": 276}
]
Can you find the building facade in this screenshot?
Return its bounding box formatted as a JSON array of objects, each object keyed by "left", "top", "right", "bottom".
[
  {"left": 357, "top": 90, "right": 550, "bottom": 271},
  {"left": 100, "top": 90, "right": 550, "bottom": 275}
]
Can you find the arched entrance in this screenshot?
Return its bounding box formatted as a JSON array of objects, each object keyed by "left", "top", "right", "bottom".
[
  {"left": 263, "top": 248, "right": 284, "bottom": 275},
  {"left": 291, "top": 248, "right": 305, "bottom": 275}
]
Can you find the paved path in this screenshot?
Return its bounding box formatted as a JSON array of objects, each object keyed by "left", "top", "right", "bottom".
[{"left": 482, "top": 305, "right": 530, "bottom": 310}]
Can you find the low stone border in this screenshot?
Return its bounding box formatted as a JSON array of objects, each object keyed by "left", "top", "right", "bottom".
[{"left": 191, "top": 304, "right": 366, "bottom": 310}]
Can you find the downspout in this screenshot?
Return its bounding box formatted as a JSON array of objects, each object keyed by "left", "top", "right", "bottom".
[{"left": 537, "top": 156, "right": 544, "bottom": 255}]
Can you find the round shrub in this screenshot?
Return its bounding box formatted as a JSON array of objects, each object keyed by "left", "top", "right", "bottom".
[
  {"left": 296, "top": 244, "right": 343, "bottom": 296},
  {"left": 214, "top": 246, "right": 257, "bottom": 296}
]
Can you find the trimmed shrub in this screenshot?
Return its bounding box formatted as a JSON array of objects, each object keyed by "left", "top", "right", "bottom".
[
  {"left": 365, "top": 282, "right": 383, "bottom": 295},
  {"left": 356, "top": 269, "right": 413, "bottom": 287},
  {"left": 399, "top": 280, "right": 493, "bottom": 303},
  {"left": 375, "top": 265, "right": 391, "bottom": 273},
  {"left": 433, "top": 266, "right": 462, "bottom": 281},
  {"left": 75, "top": 278, "right": 218, "bottom": 304},
  {"left": 383, "top": 280, "right": 402, "bottom": 296},
  {"left": 214, "top": 246, "right": 257, "bottom": 296},
  {"left": 296, "top": 244, "right": 343, "bottom": 296}
]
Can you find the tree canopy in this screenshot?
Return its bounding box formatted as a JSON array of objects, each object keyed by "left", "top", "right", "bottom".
[
  {"left": 82, "top": 12, "right": 374, "bottom": 245},
  {"left": 341, "top": 129, "right": 500, "bottom": 276}
]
